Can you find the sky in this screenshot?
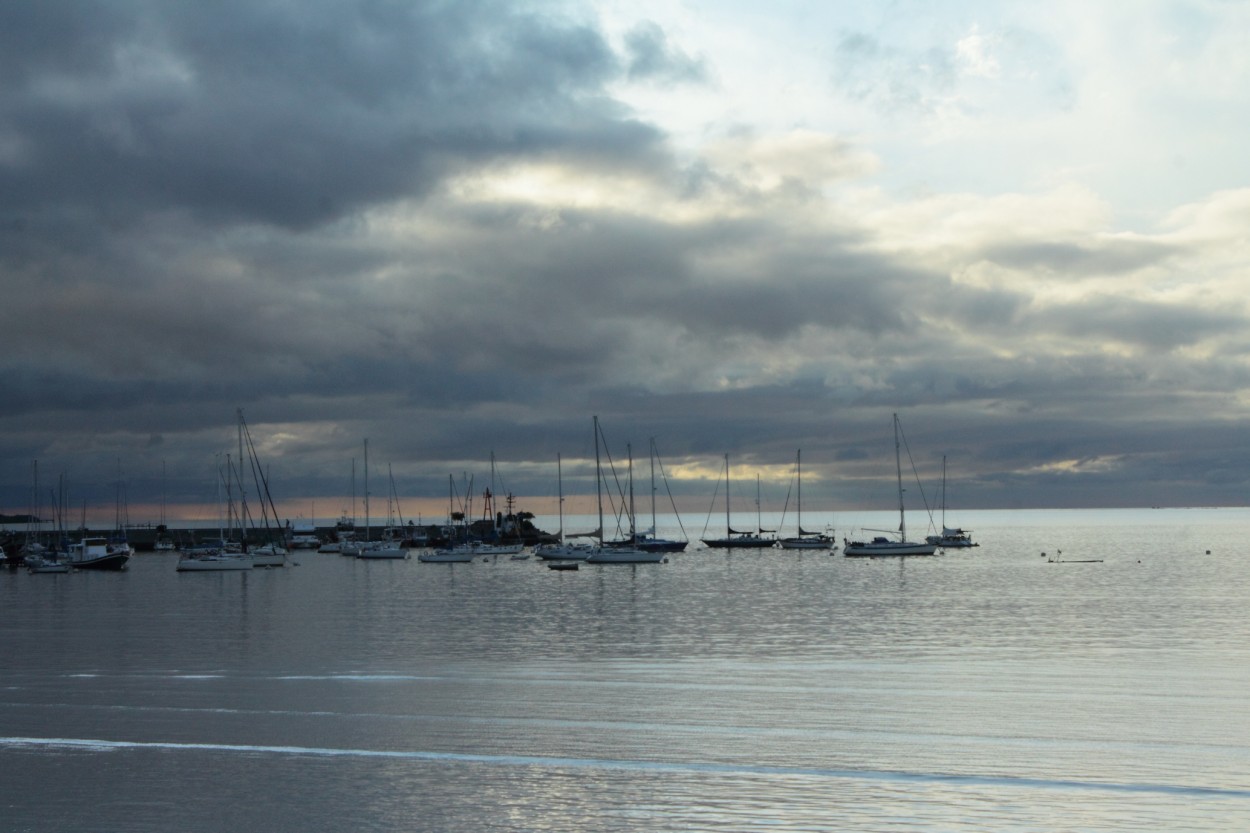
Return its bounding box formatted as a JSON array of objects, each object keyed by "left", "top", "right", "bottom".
[{"left": 3, "top": 0, "right": 1250, "bottom": 523}]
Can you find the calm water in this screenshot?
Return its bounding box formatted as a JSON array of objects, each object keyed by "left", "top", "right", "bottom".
[{"left": 4, "top": 508, "right": 1250, "bottom": 832}]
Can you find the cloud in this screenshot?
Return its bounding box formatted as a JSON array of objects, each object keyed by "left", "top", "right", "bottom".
[
  {"left": 3, "top": 1, "right": 1250, "bottom": 514},
  {"left": 623, "top": 20, "right": 707, "bottom": 84},
  {"left": 0, "top": 0, "right": 653, "bottom": 231}
]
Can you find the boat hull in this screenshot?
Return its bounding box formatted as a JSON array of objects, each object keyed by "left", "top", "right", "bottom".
[
  {"left": 843, "top": 541, "right": 937, "bottom": 557},
  {"left": 777, "top": 537, "right": 833, "bottom": 550},
  {"left": 418, "top": 550, "right": 475, "bottom": 563},
  {"left": 533, "top": 544, "right": 594, "bottom": 561},
  {"left": 584, "top": 548, "right": 666, "bottom": 564},
  {"left": 176, "top": 555, "right": 256, "bottom": 571},
  {"left": 701, "top": 537, "right": 774, "bottom": 549},
  {"left": 356, "top": 547, "right": 409, "bottom": 559},
  {"left": 926, "top": 536, "right": 978, "bottom": 548},
  {"left": 637, "top": 538, "right": 687, "bottom": 552},
  {"left": 249, "top": 550, "right": 288, "bottom": 567},
  {"left": 68, "top": 552, "right": 132, "bottom": 570}
]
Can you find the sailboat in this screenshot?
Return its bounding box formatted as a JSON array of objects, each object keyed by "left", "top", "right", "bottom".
[
  {"left": 701, "top": 454, "right": 774, "bottom": 548},
  {"left": 352, "top": 440, "right": 409, "bottom": 559},
  {"left": 235, "top": 411, "right": 288, "bottom": 567},
  {"left": 534, "top": 453, "right": 596, "bottom": 561},
  {"left": 420, "top": 474, "right": 476, "bottom": 562},
  {"left": 634, "top": 438, "right": 688, "bottom": 553},
  {"left": 177, "top": 456, "right": 254, "bottom": 571},
  {"left": 584, "top": 417, "right": 666, "bottom": 564},
  {"left": 27, "top": 468, "right": 71, "bottom": 573},
  {"left": 154, "top": 460, "right": 177, "bottom": 552},
  {"left": 179, "top": 411, "right": 289, "bottom": 570},
  {"left": 926, "top": 455, "right": 977, "bottom": 548},
  {"left": 777, "top": 450, "right": 834, "bottom": 550},
  {"left": 843, "top": 414, "right": 937, "bottom": 557}
]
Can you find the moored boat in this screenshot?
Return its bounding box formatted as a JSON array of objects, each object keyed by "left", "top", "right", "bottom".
[
  {"left": 355, "top": 541, "right": 409, "bottom": 559},
  {"left": 777, "top": 451, "right": 834, "bottom": 551},
  {"left": 701, "top": 455, "right": 775, "bottom": 549},
  {"left": 248, "top": 543, "right": 288, "bottom": 567},
  {"left": 64, "top": 537, "right": 132, "bottom": 571},
  {"left": 533, "top": 541, "right": 596, "bottom": 561},
  {"left": 176, "top": 551, "right": 256, "bottom": 571},
  {"left": 843, "top": 414, "right": 937, "bottom": 558},
  {"left": 26, "top": 553, "right": 71, "bottom": 574},
  {"left": 581, "top": 417, "right": 667, "bottom": 565},
  {"left": 925, "top": 457, "right": 977, "bottom": 548},
  {"left": 418, "top": 547, "right": 475, "bottom": 563}
]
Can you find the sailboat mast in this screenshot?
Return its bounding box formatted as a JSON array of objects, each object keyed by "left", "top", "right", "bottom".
[
  {"left": 797, "top": 450, "right": 802, "bottom": 533},
  {"left": 756, "top": 473, "right": 762, "bottom": 534},
  {"left": 649, "top": 438, "right": 658, "bottom": 536},
  {"left": 556, "top": 453, "right": 564, "bottom": 540},
  {"left": 236, "top": 411, "right": 246, "bottom": 544},
  {"left": 894, "top": 413, "right": 906, "bottom": 541},
  {"left": 363, "top": 439, "right": 370, "bottom": 542},
  {"left": 628, "top": 443, "right": 636, "bottom": 541},
  {"left": 594, "top": 416, "right": 604, "bottom": 546},
  {"left": 490, "top": 451, "right": 497, "bottom": 534},
  {"left": 724, "top": 454, "right": 731, "bottom": 533}
]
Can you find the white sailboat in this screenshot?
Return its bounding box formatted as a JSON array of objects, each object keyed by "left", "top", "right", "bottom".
[
  {"left": 178, "top": 410, "right": 286, "bottom": 570},
  {"left": 353, "top": 439, "right": 409, "bottom": 560},
  {"left": 777, "top": 450, "right": 834, "bottom": 550},
  {"left": 237, "top": 411, "right": 287, "bottom": 567},
  {"left": 926, "top": 455, "right": 977, "bottom": 548},
  {"left": 584, "top": 418, "right": 666, "bottom": 564},
  {"left": 420, "top": 474, "right": 477, "bottom": 562},
  {"left": 843, "top": 414, "right": 938, "bottom": 557},
  {"left": 176, "top": 550, "right": 255, "bottom": 571},
  {"left": 534, "top": 454, "right": 597, "bottom": 561}
]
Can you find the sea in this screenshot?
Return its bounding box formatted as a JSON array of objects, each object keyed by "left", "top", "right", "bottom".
[{"left": 3, "top": 507, "right": 1249, "bottom": 832}]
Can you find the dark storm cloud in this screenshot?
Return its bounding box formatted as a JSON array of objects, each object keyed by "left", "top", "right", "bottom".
[{"left": 0, "top": 0, "right": 655, "bottom": 230}]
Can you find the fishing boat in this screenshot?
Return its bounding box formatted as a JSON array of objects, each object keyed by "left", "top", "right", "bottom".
[
  {"left": 926, "top": 456, "right": 977, "bottom": 548},
  {"left": 64, "top": 537, "right": 132, "bottom": 570},
  {"left": 843, "top": 414, "right": 938, "bottom": 557},
  {"left": 777, "top": 450, "right": 834, "bottom": 550},
  {"left": 701, "top": 455, "right": 774, "bottom": 549}
]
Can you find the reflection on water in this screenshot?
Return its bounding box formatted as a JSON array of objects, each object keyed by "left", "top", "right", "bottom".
[{"left": 3, "top": 508, "right": 1250, "bottom": 831}]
